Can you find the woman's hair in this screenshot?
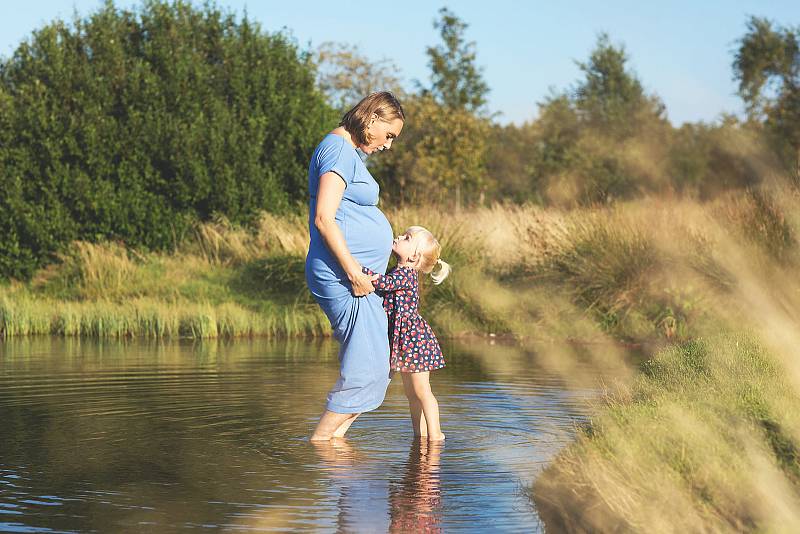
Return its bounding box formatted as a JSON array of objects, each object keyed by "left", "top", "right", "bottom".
[
  {"left": 340, "top": 91, "right": 405, "bottom": 146},
  {"left": 407, "top": 226, "right": 451, "bottom": 285}
]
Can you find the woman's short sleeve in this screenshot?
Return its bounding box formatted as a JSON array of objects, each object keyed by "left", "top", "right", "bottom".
[{"left": 316, "top": 136, "right": 357, "bottom": 187}]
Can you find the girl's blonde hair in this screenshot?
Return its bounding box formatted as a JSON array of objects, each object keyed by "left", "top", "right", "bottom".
[
  {"left": 340, "top": 91, "right": 405, "bottom": 146},
  {"left": 407, "top": 226, "right": 451, "bottom": 285}
]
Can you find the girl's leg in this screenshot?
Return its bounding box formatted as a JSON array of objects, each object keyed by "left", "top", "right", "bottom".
[
  {"left": 406, "top": 372, "right": 445, "bottom": 441},
  {"left": 310, "top": 410, "right": 360, "bottom": 441},
  {"left": 401, "top": 373, "right": 427, "bottom": 437}
]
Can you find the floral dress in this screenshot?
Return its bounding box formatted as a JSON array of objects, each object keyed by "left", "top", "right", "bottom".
[{"left": 364, "top": 266, "right": 446, "bottom": 373}]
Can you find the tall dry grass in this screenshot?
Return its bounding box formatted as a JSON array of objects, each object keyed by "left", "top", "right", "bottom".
[
  {"left": 529, "top": 179, "right": 800, "bottom": 532},
  {"left": 1, "top": 211, "right": 322, "bottom": 339},
  {"left": 2, "top": 180, "right": 798, "bottom": 344}
]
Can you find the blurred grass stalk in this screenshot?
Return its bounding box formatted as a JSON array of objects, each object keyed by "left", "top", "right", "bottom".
[{"left": 530, "top": 179, "right": 800, "bottom": 531}]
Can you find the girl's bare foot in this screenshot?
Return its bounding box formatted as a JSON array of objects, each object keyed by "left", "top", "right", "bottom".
[{"left": 428, "top": 433, "right": 445, "bottom": 442}]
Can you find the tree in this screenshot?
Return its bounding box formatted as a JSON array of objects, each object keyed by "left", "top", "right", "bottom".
[
  {"left": 733, "top": 16, "right": 800, "bottom": 179},
  {"left": 422, "top": 7, "right": 489, "bottom": 113},
  {"left": 0, "top": 1, "right": 335, "bottom": 279},
  {"left": 373, "top": 8, "right": 492, "bottom": 208},
  {"left": 573, "top": 33, "right": 664, "bottom": 138},
  {"left": 373, "top": 95, "right": 490, "bottom": 207},
  {"left": 314, "top": 42, "right": 404, "bottom": 112},
  {"left": 508, "top": 35, "right": 669, "bottom": 205}
]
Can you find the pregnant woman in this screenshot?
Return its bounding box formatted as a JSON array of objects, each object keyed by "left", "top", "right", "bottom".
[{"left": 305, "top": 92, "right": 404, "bottom": 441}]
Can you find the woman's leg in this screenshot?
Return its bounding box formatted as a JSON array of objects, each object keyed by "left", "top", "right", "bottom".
[
  {"left": 332, "top": 413, "right": 360, "bottom": 438},
  {"left": 310, "top": 410, "right": 361, "bottom": 441},
  {"left": 405, "top": 372, "right": 444, "bottom": 441},
  {"left": 401, "top": 373, "right": 427, "bottom": 437}
]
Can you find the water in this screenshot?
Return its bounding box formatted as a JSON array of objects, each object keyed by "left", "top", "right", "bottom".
[{"left": 0, "top": 337, "right": 606, "bottom": 532}]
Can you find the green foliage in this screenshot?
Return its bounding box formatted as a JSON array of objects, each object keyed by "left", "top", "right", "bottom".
[
  {"left": 733, "top": 16, "right": 800, "bottom": 176},
  {"left": 483, "top": 35, "right": 673, "bottom": 206},
  {"left": 0, "top": 0, "right": 335, "bottom": 280},
  {"left": 667, "top": 119, "right": 768, "bottom": 198},
  {"left": 535, "top": 334, "right": 800, "bottom": 532},
  {"left": 573, "top": 33, "right": 665, "bottom": 139},
  {"left": 374, "top": 8, "right": 491, "bottom": 208},
  {"left": 372, "top": 95, "right": 491, "bottom": 206},
  {"left": 484, "top": 32, "right": 784, "bottom": 206},
  {"left": 421, "top": 7, "right": 489, "bottom": 113},
  {"left": 485, "top": 121, "right": 543, "bottom": 203}
]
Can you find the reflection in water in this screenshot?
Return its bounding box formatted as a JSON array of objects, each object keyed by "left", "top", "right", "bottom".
[
  {"left": 390, "top": 440, "right": 443, "bottom": 533},
  {"left": 311, "top": 439, "right": 444, "bottom": 533},
  {"left": 312, "top": 439, "right": 391, "bottom": 533},
  {"left": 0, "top": 337, "right": 615, "bottom": 532}
]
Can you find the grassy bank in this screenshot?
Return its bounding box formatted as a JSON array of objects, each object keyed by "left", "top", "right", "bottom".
[
  {"left": 524, "top": 180, "right": 800, "bottom": 531},
  {"left": 2, "top": 182, "right": 799, "bottom": 342},
  {"left": 533, "top": 333, "right": 800, "bottom": 532},
  {"left": 0, "top": 213, "right": 330, "bottom": 338}
]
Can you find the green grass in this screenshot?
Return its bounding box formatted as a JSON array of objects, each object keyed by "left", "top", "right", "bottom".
[
  {"left": 533, "top": 333, "right": 800, "bottom": 532},
  {"left": 0, "top": 291, "right": 329, "bottom": 339}
]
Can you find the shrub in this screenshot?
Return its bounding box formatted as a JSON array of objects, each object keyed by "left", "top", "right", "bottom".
[{"left": 0, "top": 0, "right": 335, "bottom": 279}]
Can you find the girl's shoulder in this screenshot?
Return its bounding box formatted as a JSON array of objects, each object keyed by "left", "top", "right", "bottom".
[{"left": 392, "top": 266, "right": 419, "bottom": 282}]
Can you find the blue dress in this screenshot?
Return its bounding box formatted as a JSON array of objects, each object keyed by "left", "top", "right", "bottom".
[
  {"left": 364, "top": 266, "right": 446, "bottom": 373},
  {"left": 305, "top": 133, "right": 394, "bottom": 414}
]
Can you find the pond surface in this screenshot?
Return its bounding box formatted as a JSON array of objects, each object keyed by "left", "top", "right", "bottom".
[{"left": 0, "top": 337, "right": 610, "bottom": 532}]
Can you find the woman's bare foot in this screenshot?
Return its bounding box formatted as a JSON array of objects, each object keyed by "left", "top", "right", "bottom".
[
  {"left": 428, "top": 433, "right": 445, "bottom": 442},
  {"left": 310, "top": 437, "right": 356, "bottom": 466}
]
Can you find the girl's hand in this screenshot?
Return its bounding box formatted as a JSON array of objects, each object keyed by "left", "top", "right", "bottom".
[{"left": 349, "top": 270, "right": 377, "bottom": 297}]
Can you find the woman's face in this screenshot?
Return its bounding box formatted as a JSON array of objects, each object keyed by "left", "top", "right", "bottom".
[{"left": 361, "top": 116, "right": 404, "bottom": 154}]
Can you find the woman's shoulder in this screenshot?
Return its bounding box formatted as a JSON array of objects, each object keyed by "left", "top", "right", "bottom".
[
  {"left": 315, "top": 132, "right": 357, "bottom": 163},
  {"left": 317, "top": 131, "right": 346, "bottom": 151},
  {"left": 321, "top": 128, "right": 356, "bottom": 149}
]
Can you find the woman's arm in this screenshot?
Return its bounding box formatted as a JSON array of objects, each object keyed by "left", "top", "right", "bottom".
[{"left": 315, "top": 171, "right": 376, "bottom": 297}]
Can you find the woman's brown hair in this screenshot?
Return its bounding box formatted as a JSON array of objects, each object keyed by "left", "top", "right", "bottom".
[{"left": 340, "top": 91, "right": 405, "bottom": 146}]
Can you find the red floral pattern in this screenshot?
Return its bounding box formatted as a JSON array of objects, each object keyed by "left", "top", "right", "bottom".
[{"left": 364, "top": 266, "right": 445, "bottom": 373}]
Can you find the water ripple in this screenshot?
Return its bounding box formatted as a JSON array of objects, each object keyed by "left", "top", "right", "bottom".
[{"left": 0, "top": 337, "right": 609, "bottom": 532}]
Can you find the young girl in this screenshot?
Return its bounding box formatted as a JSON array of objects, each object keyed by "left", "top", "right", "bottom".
[{"left": 364, "top": 226, "right": 451, "bottom": 441}]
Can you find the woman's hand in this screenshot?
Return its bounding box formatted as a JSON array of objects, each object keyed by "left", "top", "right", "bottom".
[
  {"left": 315, "top": 172, "right": 380, "bottom": 298},
  {"left": 348, "top": 270, "right": 377, "bottom": 297}
]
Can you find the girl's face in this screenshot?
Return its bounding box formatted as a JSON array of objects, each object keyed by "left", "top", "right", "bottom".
[
  {"left": 392, "top": 230, "right": 418, "bottom": 264},
  {"left": 360, "top": 116, "right": 403, "bottom": 154}
]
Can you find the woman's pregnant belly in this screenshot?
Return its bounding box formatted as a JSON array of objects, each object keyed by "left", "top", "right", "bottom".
[{"left": 306, "top": 202, "right": 393, "bottom": 299}]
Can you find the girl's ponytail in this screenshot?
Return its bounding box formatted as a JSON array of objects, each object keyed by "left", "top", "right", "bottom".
[{"left": 429, "top": 258, "right": 451, "bottom": 285}]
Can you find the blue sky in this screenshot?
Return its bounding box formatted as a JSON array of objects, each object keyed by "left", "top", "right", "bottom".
[{"left": 1, "top": 1, "right": 798, "bottom": 125}]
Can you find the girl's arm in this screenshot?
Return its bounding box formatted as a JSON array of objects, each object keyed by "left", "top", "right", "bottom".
[
  {"left": 315, "top": 172, "right": 375, "bottom": 297},
  {"left": 362, "top": 267, "right": 415, "bottom": 292}
]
